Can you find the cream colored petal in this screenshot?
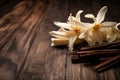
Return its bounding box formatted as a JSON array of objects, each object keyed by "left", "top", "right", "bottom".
[
  {"left": 115, "top": 23, "right": 120, "bottom": 31},
  {"left": 68, "top": 13, "right": 90, "bottom": 29},
  {"left": 96, "top": 6, "right": 108, "bottom": 23},
  {"left": 49, "top": 31, "right": 70, "bottom": 39},
  {"left": 106, "top": 33, "right": 117, "bottom": 42},
  {"left": 51, "top": 38, "right": 68, "bottom": 46},
  {"left": 81, "top": 22, "right": 92, "bottom": 28},
  {"left": 78, "top": 30, "right": 88, "bottom": 39},
  {"left": 68, "top": 14, "right": 79, "bottom": 27},
  {"left": 69, "top": 17, "right": 89, "bottom": 30},
  {"left": 68, "top": 36, "right": 77, "bottom": 51},
  {"left": 95, "top": 31, "right": 104, "bottom": 44},
  {"left": 86, "top": 36, "right": 96, "bottom": 46},
  {"left": 102, "top": 22, "right": 117, "bottom": 27},
  {"left": 54, "top": 22, "right": 71, "bottom": 29},
  {"left": 68, "top": 14, "right": 76, "bottom": 27},
  {"left": 68, "top": 13, "right": 72, "bottom": 21},
  {"left": 76, "top": 10, "right": 83, "bottom": 21},
  {"left": 79, "top": 30, "right": 96, "bottom": 45},
  {"left": 85, "top": 14, "right": 96, "bottom": 22},
  {"left": 74, "top": 20, "right": 91, "bottom": 29}
]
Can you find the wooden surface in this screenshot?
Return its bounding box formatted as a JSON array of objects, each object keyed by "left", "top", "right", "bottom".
[{"left": 0, "top": 0, "right": 120, "bottom": 80}]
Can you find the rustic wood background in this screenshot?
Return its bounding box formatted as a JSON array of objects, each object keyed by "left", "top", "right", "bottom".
[{"left": 0, "top": 0, "right": 120, "bottom": 80}]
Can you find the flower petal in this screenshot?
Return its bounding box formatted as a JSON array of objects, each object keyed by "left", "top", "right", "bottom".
[
  {"left": 106, "top": 33, "right": 117, "bottom": 42},
  {"left": 102, "top": 22, "right": 117, "bottom": 27},
  {"left": 49, "top": 31, "right": 70, "bottom": 39},
  {"left": 115, "top": 23, "right": 120, "bottom": 31},
  {"left": 54, "top": 21, "right": 71, "bottom": 29},
  {"left": 68, "top": 14, "right": 76, "bottom": 26},
  {"left": 86, "top": 36, "right": 96, "bottom": 46},
  {"left": 76, "top": 10, "right": 83, "bottom": 21},
  {"left": 96, "top": 6, "right": 108, "bottom": 23},
  {"left": 51, "top": 38, "right": 68, "bottom": 46},
  {"left": 85, "top": 14, "right": 96, "bottom": 22},
  {"left": 68, "top": 36, "right": 77, "bottom": 51},
  {"left": 78, "top": 30, "right": 88, "bottom": 39},
  {"left": 68, "top": 13, "right": 90, "bottom": 29}
]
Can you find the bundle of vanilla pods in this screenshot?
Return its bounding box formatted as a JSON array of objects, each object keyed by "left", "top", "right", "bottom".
[{"left": 71, "top": 42, "right": 120, "bottom": 72}]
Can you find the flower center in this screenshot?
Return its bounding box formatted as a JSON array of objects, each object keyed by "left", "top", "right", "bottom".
[
  {"left": 93, "top": 24, "right": 100, "bottom": 31},
  {"left": 72, "top": 27, "right": 81, "bottom": 35}
]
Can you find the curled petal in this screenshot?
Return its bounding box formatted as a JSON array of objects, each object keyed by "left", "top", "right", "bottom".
[
  {"left": 115, "top": 23, "right": 120, "bottom": 31},
  {"left": 54, "top": 22, "right": 71, "bottom": 29},
  {"left": 49, "top": 31, "right": 70, "bottom": 39},
  {"left": 85, "top": 14, "right": 96, "bottom": 22},
  {"left": 96, "top": 6, "right": 108, "bottom": 23},
  {"left": 76, "top": 10, "right": 83, "bottom": 21},
  {"left": 68, "top": 36, "right": 77, "bottom": 51},
  {"left": 102, "top": 22, "right": 117, "bottom": 27}
]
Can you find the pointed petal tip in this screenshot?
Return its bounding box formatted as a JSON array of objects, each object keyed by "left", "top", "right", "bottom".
[
  {"left": 103, "top": 6, "right": 108, "bottom": 9},
  {"left": 49, "top": 31, "right": 54, "bottom": 35},
  {"left": 54, "top": 21, "right": 59, "bottom": 25},
  {"left": 77, "top": 10, "right": 83, "bottom": 14},
  {"left": 101, "top": 6, "right": 108, "bottom": 11},
  {"left": 96, "top": 6, "right": 108, "bottom": 23}
]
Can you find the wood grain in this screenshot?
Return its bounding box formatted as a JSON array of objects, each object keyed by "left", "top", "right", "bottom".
[
  {"left": 0, "top": 0, "right": 120, "bottom": 80},
  {"left": 18, "top": 0, "right": 69, "bottom": 79},
  {"left": 0, "top": 0, "right": 21, "bottom": 18}
]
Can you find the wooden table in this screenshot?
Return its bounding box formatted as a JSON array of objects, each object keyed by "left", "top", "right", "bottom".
[{"left": 0, "top": 0, "right": 120, "bottom": 80}]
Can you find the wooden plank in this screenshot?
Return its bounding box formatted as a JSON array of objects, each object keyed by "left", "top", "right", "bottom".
[
  {"left": 0, "top": 0, "right": 34, "bottom": 51},
  {"left": 17, "top": 0, "right": 69, "bottom": 80},
  {"left": 0, "top": 1, "right": 36, "bottom": 80},
  {"left": 0, "top": 0, "right": 50, "bottom": 80},
  {"left": 0, "top": 0, "right": 21, "bottom": 18}
]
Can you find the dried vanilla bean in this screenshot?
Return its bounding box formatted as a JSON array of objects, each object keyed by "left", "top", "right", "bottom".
[
  {"left": 94, "top": 55, "right": 120, "bottom": 72},
  {"left": 71, "top": 49, "right": 120, "bottom": 58},
  {"left": 80, "top": 42, "right": 120, "bottom": 51}
]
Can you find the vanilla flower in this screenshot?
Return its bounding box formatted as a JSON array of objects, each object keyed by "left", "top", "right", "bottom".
[
  {"left": 79, "top": 6, "right": 117, "bottom": 45},
  {"left": 49, "top": 10, "right": 87, "bottom": 51},
  {"left": 106, "top": 23, "right": 120, "bottom": 42}
]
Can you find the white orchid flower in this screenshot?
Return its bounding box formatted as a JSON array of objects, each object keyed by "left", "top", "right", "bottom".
[
  {"left": 49, "top": 10, "right": 88, "bottom": 51},
  {"left": 79, "top": 6, "right": 117, "bottom": 45}
]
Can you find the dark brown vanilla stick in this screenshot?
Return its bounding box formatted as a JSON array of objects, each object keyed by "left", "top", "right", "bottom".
[
  {"left": 94, "top": 55, "right": 120, "bottom": 72},
  {"left": 80, "top": 42, "right": 120, "bottom": 51},
  {"left": 107, "top": 43, "right": 120, "bottom": 48},
  {"left": 72, "top": 49, "right": 120, "bottom": 58},
  {"left": 71, "top": 55, "right": 110, "bottom": 63}
]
